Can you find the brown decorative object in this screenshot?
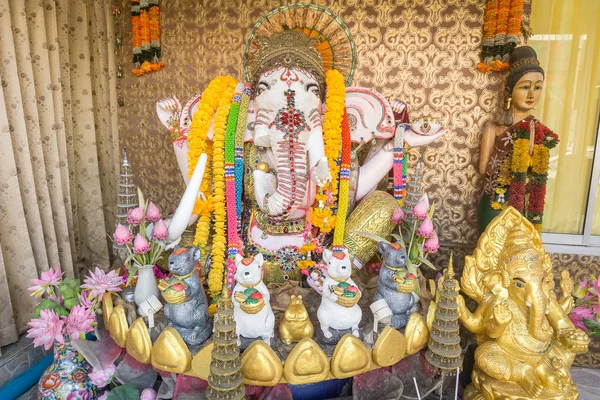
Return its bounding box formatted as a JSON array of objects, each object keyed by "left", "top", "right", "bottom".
[
  {"left": 206, "top": 288, "right": 245, "bottom": 400},
  {"left": 425, "top": 254, "right": 463, "bottom": 375}
]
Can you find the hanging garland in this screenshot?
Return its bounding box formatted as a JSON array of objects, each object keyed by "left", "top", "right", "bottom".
[
  {"left": 234, "top": 85, "right": 252, "bottom": 232},
  {"left": 131, "top": 0, "right": 164, "bottom": 76},
  {"left": 225, "top": 84, "right": 244, "bottom": 257},
  {"left": 310, "top": 70, "right": 346, "bottom": 232},
  {"left": 332, "top": 109, "right": 352, "bottom": 249},
  {"left": 478, "top": 0, "right": 524, "bottom": 72},
  {"left": 491, "top": 119, "right": 559, "bottom": 232},
  {"left": 393, "top": 125, "right": 407, "bottom": 205}
]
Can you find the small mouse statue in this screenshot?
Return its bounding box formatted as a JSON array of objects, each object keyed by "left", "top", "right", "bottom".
[
  {"left": 159, "top": 246, "right": 212, "bottom": 346},
  {"left": 373, "top": 242, "right": 418, "bottom": 329},
  {"left": 279, "top": 295, "right": 314, "bottom": 345},
  {"left": 317, "top": 248, "right": 362, "bottom": 341},
  {"left": 232, "top": 253, "right": 275, "bottom": 346}
]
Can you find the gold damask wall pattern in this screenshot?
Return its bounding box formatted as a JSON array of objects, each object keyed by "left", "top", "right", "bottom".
[{"left": 116, "top": 1, "right": 600, "bottom": 366}]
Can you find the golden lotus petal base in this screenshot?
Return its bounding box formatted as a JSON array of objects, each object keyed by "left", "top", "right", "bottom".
[
  {"left": 190, "top": 342, "right": 214, "bottom": 379},
  {"left": 101, "top": 292, "right": 114, "bottom": 329},
  {"left": 241, "top": 341, "right": 283, "bottom": 386},
  {"left": 283, "top": 338, "right": 330, "bottom": 384},
  {"left": 330, "top": 334, "right": 373, "bottom": 379},
  {"left": 151, "top": 327, "right": 192, "bottom": 374},
  {"left": 126, "top": 318, "right": 152, "bottom": 364},
  {"left": 372, "top": 326, "right": 406, "bottom": 367},
  {"left": 405, "top": 313, "right": 429, "bottom": 355},
  {"left": 107, "top": 304, "right": 128, "bottom": 348}
]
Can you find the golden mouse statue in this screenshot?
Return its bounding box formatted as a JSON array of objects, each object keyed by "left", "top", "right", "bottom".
[
  {"left": 279, "top": 295, "right": 314, "bottom": 345},
  {"left": 458, "top": 207, "right": 589, "bottom": 400}
]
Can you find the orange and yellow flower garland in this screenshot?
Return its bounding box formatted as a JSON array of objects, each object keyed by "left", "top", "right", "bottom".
[
  {"left": 332, "top": 109, "right": 352, "bottom": 248},
  {"left": 478, "top": 0, "right": 524, "bottom": 72},
  {"left": 131, "top": 0, "right": 164, "bottom": 76},
  {"left": 310, "top": 70, "right": 346, "bottom": 232}
]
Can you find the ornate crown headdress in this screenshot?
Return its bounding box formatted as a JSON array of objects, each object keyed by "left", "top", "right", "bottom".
[{"left": 248, "top": 29, "right": 325, "bottom": 85}]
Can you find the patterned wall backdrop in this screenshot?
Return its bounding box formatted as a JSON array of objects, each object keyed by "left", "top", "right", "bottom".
[{"left": 116, "top": 0, "right": 600, "bottom": 365}]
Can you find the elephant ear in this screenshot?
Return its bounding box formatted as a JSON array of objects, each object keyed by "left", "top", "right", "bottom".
[
  {"left": 345, "top": 87, "right": 395, "bottom": 143},
  {"left": 461, "top": 255, "right": 486, "bottom": 302}
]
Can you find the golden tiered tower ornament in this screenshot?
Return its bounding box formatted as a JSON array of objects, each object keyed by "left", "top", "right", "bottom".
[
  {"left": 425, "top": 254, "right": 463, "bottom": 375},
  {"left": 206, "top": 287, "right": 245, "bottom": 400},
  {"left": 113, "top": 147, "right": 138, "bottom": 262},
  {"left": 402, "top": 156, "right": 423, "bottom": 223}
]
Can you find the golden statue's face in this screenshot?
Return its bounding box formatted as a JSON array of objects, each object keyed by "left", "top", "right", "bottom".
[{"left": 511, "top": 71, "right": 544, "bottom": 113}]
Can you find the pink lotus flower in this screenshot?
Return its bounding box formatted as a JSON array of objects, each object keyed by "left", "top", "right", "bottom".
[
  {"left": 26, "top": 309, "right": 65, "bottom": 350},
  {"left": 113, "top": 224, "right": 133, "bottom": 246},
  {"left": 411, "top": 194, "right": 430, "bottom": 220},
  {"left": 28, "top": 267, "right": 63, "bottom": 298},
  {"left": 133, "top": 233, "right": 151, "bottom": 254},
  {"left": 145, "top": 202, "right": 161, "bottom": 223},
  {"left": 89, "top": 363, "right": 116, "bottom": 388},
  {"left": 126, "top": 207, "right": 145, "bottom": 225},
  {"left": 141, "top": 388, "right": 158, "bottom": 400},
  {"left": 570, "top": 306, "right": 594, "bottom": 330},
  {"left": 63, "top": 305, "right": 95, "bottom": 339},
  {"left": 417, "top": 217, "right": 434, "bottom": 238},
  {"left": 423, "top": 231, "right": 439, "bottom": 253},
  {"left": 573, "top": 280, "right": 588, "bottom": 299},
  {"left": 81, "top": 268, "right": 123, "bottom": 299},
  {"left": 78, "top": 290, "right": 96, "bottom": 310},
  {"left": 391, "top": 206, "right": 405, "bottom": 224},
  {"left": 152, "top": 219, "right": 168, "bottom": 240}
]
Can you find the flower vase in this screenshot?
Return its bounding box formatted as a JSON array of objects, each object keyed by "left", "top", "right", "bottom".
[
  {"left": 38, "top": 339, "right": 102, "bottom": 399},
  {"left": 134, "top": 264, "right": 159, "bottom": 306}
]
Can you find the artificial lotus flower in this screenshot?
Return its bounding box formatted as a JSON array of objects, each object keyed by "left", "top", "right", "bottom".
[
  {"left": 28, "top": 267, "right": 63, "bottom": 298},
  {"left": 152, "top": 219, "right": 168, "bottom": 240},
  {"left": 113, "top": 224, "right": 133, "bottom": 246},
  {"left": 78, "top": 290, "right": 96, "bottom": 310},
  {"left": 391, "top": 206, "right": 405, "bottom": 224},
  {"left": 141, "top": 388, "right": 158, "bottom": 400},
  {"left": 81, "top": 268, "right": 123, "bottom": 299},
  {"left": 570, "top": 306, "right": 594, "bottom": 331},
  {"left": 411, "top": 194, "right": 430, "bottom": 220},
  {"left": 423, "top": 231, "right": 439, "bottom": 253},
  {"left": 89, "top": 363, "right": 116, "bottom": 388},
  {"left": 573, "top": 280, "right": 589, "bottom": 299},
  {"left": 133, "top": 233, "right": 151, "bottom": 254},
  {"left": 145, "top": 202, "right": 161, "bottom": 223},
  {"left": 26, "top": 309, "right": 65, "bottom": 350},
  {"left": 63, "top": 305, "right": 95, "bottom": 339},
  {"left": 417, "top": 216, "right": 434, "bottom": 238},
  {"left": 126, "top": 207, "right": 145, "bottom": 225}
]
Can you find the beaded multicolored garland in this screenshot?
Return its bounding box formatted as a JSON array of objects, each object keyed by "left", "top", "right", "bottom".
[
  {"left": 393, "top": 124, "right": 407, "bottom": 204},
  {"left": 234, "top": 85, "right": 252, "bottom": 232},
  {"left": 225, "top": 84, "right": 244, "bottom": 257},
  {"left": 332, "top": 109, "right": 352, "bottom": 249}
]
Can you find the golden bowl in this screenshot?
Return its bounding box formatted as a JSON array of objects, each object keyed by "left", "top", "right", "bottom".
[
  {"left": 335, "top": 291, "right": 361, "bottom": 308},
  {"left": 240, "top": 298, "right": 265, "bottom": 314}
]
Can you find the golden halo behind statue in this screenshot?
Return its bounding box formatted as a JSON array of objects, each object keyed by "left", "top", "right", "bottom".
[{"left": 244, "top": 3, "right": 356, "bottom": 86}]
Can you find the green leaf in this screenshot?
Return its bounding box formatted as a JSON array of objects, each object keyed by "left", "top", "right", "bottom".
[
  {"left": 106, "top": 383, "right": 140, "bottom": 400},
  {"left": 34, "top": 298, "right": 68, "bottom": 318},
  {"left": 418, "top": 256, "right": 437, "bottom": 271},
  {"left": 58, "top": 278, "right": 81, "bottom": 310},
  {"left": 349, "top": 230, "right": 390, "bottom": 244}
]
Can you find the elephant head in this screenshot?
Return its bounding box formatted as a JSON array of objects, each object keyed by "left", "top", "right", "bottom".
[{"left": 252, "top": 65, "right": 330, "bottom": 218}]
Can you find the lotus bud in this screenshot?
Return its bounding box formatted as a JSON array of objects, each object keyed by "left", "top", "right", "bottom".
[
  {"left": 113, "top": 224, "right": 133, "bottom": 246},
  {"left": 145, "top": 202, "right": 161, "bottom": 223},
  {"left": 133, "top": 233, "right": 151, "bottom": 254},
  {"left": 411, "top": 194, "right": 430, "bottom": 220},
  {"left": 417, "top": 217, "right": 434, "bottom": 238},
  {"left": 423, "top": 231, "right": 439, "bottom": 253},
  {"left": 126, "top": 207, "right": 145, "bottom": 225},
  {"left": 152, "top": 219, "right": 168, "bottom": 240},
  {"left": 391, "top": 206, "right": 405, "bottom": 224}
]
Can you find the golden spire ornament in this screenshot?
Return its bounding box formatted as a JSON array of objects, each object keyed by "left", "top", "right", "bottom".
[{"left": 206, "top": 286, "right": 245, "bottom": 400}]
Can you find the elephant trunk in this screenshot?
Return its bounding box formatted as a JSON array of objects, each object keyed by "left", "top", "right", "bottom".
[{"left": 526, "top": 290, "right": 551, "bottom": 342}]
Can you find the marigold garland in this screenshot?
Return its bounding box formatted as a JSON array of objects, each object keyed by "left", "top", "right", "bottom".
[
  {"left": 310, "top": 69, "right": 345, "bottom": 231},
  {"left": 478, "top": 0, "right": 524, "bottom": 72},
  {"left": 131, "top": 0, "right": 164, "bottom": 76}
]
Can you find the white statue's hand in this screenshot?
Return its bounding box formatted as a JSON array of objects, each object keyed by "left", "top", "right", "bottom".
[
  {"left": 404, "top": 127, "right": 448, "bottom": 147},
  {"left": 156, "top": 96, "right": 182, "bottom": 130}
]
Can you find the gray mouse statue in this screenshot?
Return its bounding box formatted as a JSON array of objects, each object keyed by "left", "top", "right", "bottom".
[
  {"left": 159, "top": 246, "right": 212, "bottom": 346},
  {"left": 373, "top": 241, "right": 418, "bottom": 329}
]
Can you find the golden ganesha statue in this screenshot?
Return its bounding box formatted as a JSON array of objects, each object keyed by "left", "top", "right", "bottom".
[{"left": 457, "top": 207, "right": 589, "bottom": 400}]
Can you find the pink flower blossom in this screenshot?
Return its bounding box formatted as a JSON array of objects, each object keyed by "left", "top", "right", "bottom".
[
  {"left": 63, "top": 305, "right": 95, "bottom": 339},
  {"left": 153, "top": 266, "right": 167, "bottom": 280},
  {"left": 89, "top": 364, "right": 116, "bottom": 388},
  {"left": 28, "top": 267, "right": 63, "bottom": 298},
  {"left": 417, "top": 217, "right": 434, "bottom": 238},
  {"left": 570, "top": 306, "right": 594, "bottom": 331},
  {"left": 152, "top": 219, "right": 168, "bottom": 240},
  {"left": 411, "top": 194, "right": 430, "bottom": 220},
  {"left": 145, "top": 202, "right": 161, "bottom": 223},
  {"left": 423, "top": 232, "right": 439, "bottom": 253},
  {"left": 26, "top": 309, "right": 65, "bottom": 350},
  {"left": 78, "top": 290, "right": 96, "bottom": 310},
  {"left": 141, "top": 388, "right": 158, "bottom": 400},
  {"left": 81, "top": 268, "right": 123, "bottom": 299},
  {"left": 113, "top": 224, "right": 133, "bottom": 246},
  {"left": 573, "top": 280, "right": 588, "bottom": 299},
  {"left": 391, "top": 206, "right": 405, "bottom": 224},
  {"left": 127, "top": 207, "right": 145, "bottom": 225},
  {"left": 133, "top": 233, "right": 151, "bottom": 254}
]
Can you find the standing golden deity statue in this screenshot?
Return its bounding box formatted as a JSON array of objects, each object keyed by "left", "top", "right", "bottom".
[{"left": 458, "top": 207, "right": 589, "bottom": 400}]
